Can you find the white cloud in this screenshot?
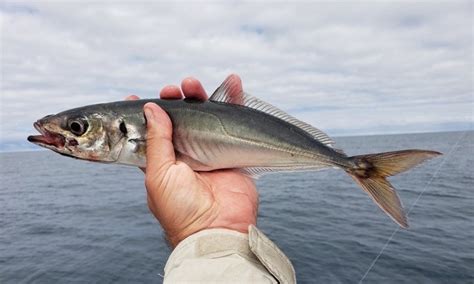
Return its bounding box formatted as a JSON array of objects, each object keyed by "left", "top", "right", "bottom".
[{"left": 0, "top": 1, "right": 472, "bottom": 151}]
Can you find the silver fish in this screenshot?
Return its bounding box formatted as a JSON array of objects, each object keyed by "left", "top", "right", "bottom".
[{"left": 28, "top": 77, "right": 441, "bottom": 227}]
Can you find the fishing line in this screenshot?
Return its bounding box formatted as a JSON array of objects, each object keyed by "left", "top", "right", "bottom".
[{"left": 358, "top": 131, "right": 467, "bottom": 283}]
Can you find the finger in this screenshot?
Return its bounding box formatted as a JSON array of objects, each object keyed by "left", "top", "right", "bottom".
[
  {"left": 143, "top": 103, "right": 176, "bottom": 175},
  {"left": 125, "top": 95, "right": 140, "bottom": 100},
  {"left": 181, "top": 77, "right": 208, "bottom": 100},
  {"left": 160, "top": 85, "right": 183, "bottom": 100}
]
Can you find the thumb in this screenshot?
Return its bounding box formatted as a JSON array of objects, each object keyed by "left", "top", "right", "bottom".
[{"left": 144, "top": 103, "right": 176, "bottom": 175}]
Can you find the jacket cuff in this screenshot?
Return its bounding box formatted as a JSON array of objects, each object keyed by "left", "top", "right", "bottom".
[
  {"left": 164, "top": 225, "right": 296, "bottom": 283},
  {"left": 248, "top": 225, "right": 296, "bottom": 284}
]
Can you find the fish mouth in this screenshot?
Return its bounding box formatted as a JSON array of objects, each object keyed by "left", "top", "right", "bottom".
[{"left": 27, "top": 122, "right": 66, "bottom": 148}]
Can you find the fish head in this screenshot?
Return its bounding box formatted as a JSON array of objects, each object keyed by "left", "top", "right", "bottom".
[{"left": 28, "top": 109, "right": 126, "bottom": 163}]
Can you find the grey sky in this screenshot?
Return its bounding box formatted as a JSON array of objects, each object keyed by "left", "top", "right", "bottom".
[{"left": 0, "top": 1, "right": 472, "bottom": 152}]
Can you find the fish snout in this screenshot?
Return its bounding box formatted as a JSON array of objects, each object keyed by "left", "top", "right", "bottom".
[
  {"left": 33, "top": 117, "right": 52, "bottom": 134},
  {"left": 28, "top": 114, "right": 66, "bottom": 148},
  {"left": 36, "top": 114, "right": 64, "bottom": 130},
  {"left": 38, "top": 114, "right": 55, "bottom": 124}
]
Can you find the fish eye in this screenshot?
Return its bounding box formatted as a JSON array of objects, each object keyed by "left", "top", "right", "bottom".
[{"left": 68, "top": 119, "right": 88, "bottom": 136}]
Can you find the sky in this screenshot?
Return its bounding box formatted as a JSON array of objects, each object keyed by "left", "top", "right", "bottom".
[{"left": 0, "top": 1, "right": 472, "bottom": 152}]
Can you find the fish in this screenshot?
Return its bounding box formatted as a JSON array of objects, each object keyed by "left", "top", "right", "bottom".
[{"left": 28, "top": 76, "right": 441, "bottom": 228}]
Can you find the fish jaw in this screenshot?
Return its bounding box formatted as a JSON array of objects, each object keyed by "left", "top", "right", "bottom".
[{"left": 28, "top": 121, "right": 67, "bottom": 150}]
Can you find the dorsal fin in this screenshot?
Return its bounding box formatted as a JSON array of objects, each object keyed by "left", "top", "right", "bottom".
[
  {"left": 210, "top": 75, "right": 341, "bottom": 150},
  {"left": 209, "top": 74, "right": 245, "bottom": 105}
]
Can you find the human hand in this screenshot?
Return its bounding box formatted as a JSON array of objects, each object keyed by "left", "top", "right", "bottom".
[{"left": 127, "top": 75, "right": 258, "bottom": 247}]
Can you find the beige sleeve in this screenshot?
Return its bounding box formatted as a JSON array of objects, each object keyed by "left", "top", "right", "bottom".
[{"left": 163, "top": 225, "right": 296, "bottom": 283}]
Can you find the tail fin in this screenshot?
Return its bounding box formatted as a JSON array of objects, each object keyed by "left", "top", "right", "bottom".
[{"left": 346, "top": 150, "right": 442, "bottom": 228}]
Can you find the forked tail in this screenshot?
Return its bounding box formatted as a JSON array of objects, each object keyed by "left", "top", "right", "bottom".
[{"left": 346, "top": 150, "right": 442, "bottom": 228}]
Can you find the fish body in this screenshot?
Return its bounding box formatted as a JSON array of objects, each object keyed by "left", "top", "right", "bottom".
[
  {"left": 74, "top": 98, "right": 349, "bottom": 169},
  {"left": 28, "top": 77, "right": 441, "bottom": 227}
]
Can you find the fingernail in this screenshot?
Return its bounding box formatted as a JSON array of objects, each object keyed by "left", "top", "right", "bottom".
[{"left": 144, "top": 106, "right": 154, "bottom": 121}]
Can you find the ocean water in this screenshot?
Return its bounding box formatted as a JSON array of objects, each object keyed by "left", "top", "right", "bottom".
[{"left": 0, "top": 131, "right": 472, "bottom": 283}]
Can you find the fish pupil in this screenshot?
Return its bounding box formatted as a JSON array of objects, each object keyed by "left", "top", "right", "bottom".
[
  {"left": 71, "top": 122, "right": 81, "bottom": 133},
  {"left": 68, "top": 119, "right": 88, "bottom": 136}
]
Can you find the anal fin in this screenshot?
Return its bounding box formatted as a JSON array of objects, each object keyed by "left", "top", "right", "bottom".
[{"left": 240, "top": 164, "right": 330, "bottom": 179}]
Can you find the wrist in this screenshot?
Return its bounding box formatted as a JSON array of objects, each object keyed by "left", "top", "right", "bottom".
[{"left": 161, "top": 198, "right": 257, "bottom": 247}]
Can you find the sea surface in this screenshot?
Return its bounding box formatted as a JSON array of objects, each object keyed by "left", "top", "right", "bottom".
[{"left": 1, "top": 131, "right": 473, "bottom": 283}]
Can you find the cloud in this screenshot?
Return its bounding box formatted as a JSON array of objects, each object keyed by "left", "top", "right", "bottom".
[{"left": 1, "top": 1, "right": 472, "bottom": 151}]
